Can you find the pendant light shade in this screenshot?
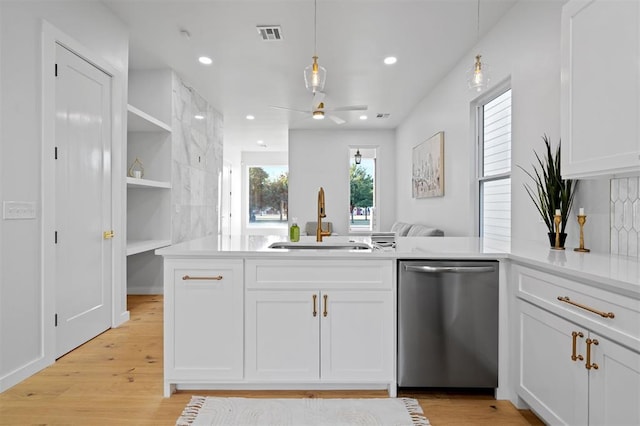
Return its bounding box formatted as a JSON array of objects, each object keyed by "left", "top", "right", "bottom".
[
  {"left": 467, "top": 0, "right": 490, "bottom": 92},
  {"left": 467, "top": 54, "right": 490, "bottom": 92},
  {"left": 304, "top": 0, "right": 326, "bottom": 93},
  {"left": 354, "top": 149, "right": 362, "bottom": 164},
  {"left": 304, "top": 56, "right": 326, "bottom": 93}
]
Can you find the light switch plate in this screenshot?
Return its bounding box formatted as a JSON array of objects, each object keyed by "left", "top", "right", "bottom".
[{"left": 3, "top": 201, "right": 37, "bottom": 220}]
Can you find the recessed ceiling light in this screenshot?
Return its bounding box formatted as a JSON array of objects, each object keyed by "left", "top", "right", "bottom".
[
  {"left": 383, "top": 56, "right": 397, "bottom": 65},
  {"left": 256, "top": 140, "right": 265, "bottom": 145},
  {"left": 198, "top": 56, "right": 213, "bottom": 65},
  {"left": 246, "top": 115, "right": 255, "bottom": 120},
  {"left": 194, "top": 114, "right": 204, "bottom": 120},
  {"left": 359, "top": 115, "right": 368, "bottom": 120}
]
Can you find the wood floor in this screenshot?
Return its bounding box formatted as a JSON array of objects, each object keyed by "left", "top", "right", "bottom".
[{"left": 0, "top": 295, "right": 543, "bottom": 425}]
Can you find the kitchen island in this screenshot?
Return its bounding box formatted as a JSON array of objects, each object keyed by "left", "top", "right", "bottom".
[{"left": 156, "top": 235, "right": 640, "bottom": 425}]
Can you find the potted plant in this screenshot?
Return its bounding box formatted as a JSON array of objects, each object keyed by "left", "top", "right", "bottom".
[{"left": 520, "top": 135, "right": 578, "bottom": 248}]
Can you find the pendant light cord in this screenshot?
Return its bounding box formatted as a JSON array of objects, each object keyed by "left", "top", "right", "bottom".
[
  {"left": 476, "top": 0, "right": 480, "bottom": 42},
  {"left": 314, "top": 0, "right": 318, "bottom": 55}
]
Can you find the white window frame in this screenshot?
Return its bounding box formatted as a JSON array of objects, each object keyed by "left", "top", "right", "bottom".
[{"left": 474, "top": 81, "right": 512, "bottom": 241}]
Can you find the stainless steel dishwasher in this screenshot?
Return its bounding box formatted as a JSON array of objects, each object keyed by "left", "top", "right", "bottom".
[{"left": 398, "top": 260, "right": 498, "bottom": 388}]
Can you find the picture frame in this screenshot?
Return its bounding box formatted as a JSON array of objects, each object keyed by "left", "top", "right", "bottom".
[{"left": 412, "top": 131, "right": 444, "bottom": 198}]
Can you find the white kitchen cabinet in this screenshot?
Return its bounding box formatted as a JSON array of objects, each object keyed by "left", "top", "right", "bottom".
[
  {"left": 163, "top": 259, "right": 243, "bottom": 396},
  {"left": 514, "top": 264, "right": 640, "bottom": 425},
  {"left": 561, "top": 0, "right": 640, "bottom": 178},
  {"left": 244, "top": 259, "right": 395, "bottom": 391}
]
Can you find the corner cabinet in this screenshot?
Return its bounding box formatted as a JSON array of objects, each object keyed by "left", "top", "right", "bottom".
[
  {"left": 561, "top": 0, "right": 640, "bottom": 178},
  {"left": 126, "top": 104, "right": 172, "bottom": 256},
  {"left": 244, "top": 259, "right": 395, "bottom": 394},
  {"left": 513, "top": 263, "right": 640, "bottom": 425}
]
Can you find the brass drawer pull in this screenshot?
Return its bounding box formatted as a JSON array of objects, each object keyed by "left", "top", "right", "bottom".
[
  {"left": 182, "top": 275, "right": 223, "bottom": 281},
  {"left": 312, "top": 294, "right": 318, "bottom": 317},
  {"left": 571, "top": 331, "right": 584, "bottom": 361},
  {"left": 557, "top": 296, "right": 615, "bottom": 319},
  {"left": 585, "top": 338, "right": 599, "bottom": 370},
  {"left": 323, "top": 294, "right": 328, "bottom": 317}
]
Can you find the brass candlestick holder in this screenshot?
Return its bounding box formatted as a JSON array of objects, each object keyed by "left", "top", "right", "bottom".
[
  {"left": 552, "top": 213, "right": 565, "bottom": 250},
  {"left": 574, "top": 215, "right": 590, "bottom": 253}
]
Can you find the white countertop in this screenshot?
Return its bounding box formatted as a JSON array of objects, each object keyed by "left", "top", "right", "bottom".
[{"left": 157, "top": 235, "right": 640, "bottom": 298}]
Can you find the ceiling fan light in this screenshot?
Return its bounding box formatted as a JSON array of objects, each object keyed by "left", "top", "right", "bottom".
[
  {"left": 304, "top": 56, "right": 326, "bottom": 93},
  {"left": 312, "top": 110, "right": 325, "bottom": 120}
]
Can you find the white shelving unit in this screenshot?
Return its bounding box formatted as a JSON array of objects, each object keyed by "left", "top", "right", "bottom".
[{"left": 126, "top": 103, "right": 172, "bottom": 257}]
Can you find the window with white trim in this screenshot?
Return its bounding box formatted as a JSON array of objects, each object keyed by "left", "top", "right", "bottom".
[{"left": 478, "top": 88, "right": 511, "bottom": 241}]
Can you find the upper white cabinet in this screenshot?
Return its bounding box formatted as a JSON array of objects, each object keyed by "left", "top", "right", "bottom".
[{"left": 561, "top": 0, "right": 640, "bottom": 178}]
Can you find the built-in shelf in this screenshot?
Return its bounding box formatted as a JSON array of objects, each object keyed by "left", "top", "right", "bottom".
[
  {"left": 127, "top": 104, "right": 171, "bottom": 133},
  {"left": 126, "top": 239, "right": 172, "bottom": 256},
  {"left": 126, "top": 176, "right": 172, "bottom": 189}
]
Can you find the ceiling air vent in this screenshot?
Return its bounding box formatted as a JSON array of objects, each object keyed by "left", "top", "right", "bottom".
[
  {"left": 257, "top": 25, "right": 282, "bottom": 41},
  {"left": 376, "top": 113, "right": 391, "bottom": 119}
]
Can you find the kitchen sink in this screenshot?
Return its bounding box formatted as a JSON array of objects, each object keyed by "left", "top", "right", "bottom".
[{"left": 268, "top": 241, "right": 372, "bottom": 250}]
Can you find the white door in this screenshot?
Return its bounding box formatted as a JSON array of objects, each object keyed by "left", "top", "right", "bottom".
[
  {"left": 54, "top": 43, "right": 112, "bottom": 358},
  {"left": 245, "top": 291, "right": 319, "bottom": 380},
  {"left": 320, "top": 291, "right": 393, "bottom": 381},
  {"left": 589, "top": 333, "right": 640, "bottom": 426},
  {"left": 518, "top": 301, "right": 588, "bottom": 425}
]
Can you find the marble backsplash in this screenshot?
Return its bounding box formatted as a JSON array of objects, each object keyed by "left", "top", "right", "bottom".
[
  {"left": 170, "top": 74, "right": 223, "bottom": 244},
  {"left": 611, "top": 176, "right": 640, "bottom": 258}
]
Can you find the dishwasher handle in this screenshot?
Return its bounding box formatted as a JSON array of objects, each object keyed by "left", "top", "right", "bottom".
[{"left": 404, "top": 265, "right": 496, "bottom": 274}]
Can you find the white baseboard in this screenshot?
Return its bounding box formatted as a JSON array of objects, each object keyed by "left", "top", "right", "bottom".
[{"left": 127, "top": 286, "right": 163, "bottom": 295}]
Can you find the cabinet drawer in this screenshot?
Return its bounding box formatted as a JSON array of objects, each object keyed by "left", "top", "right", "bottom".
[
  {"left": 246, "top": 259, "right": 393, "bottom": 290},
  {"left": 514, "top": 265, "right": 640, "bottom": 346}
]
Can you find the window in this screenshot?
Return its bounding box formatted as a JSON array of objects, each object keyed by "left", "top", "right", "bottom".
[
  {"left": 478, "top": 88, "right": 511, "bottom": 241},
  {"left": 349, "top": 148, "right": 376, "bottom": 232},
  {"left": 247, "top": 165, "right": 288, "bottom": 228}
]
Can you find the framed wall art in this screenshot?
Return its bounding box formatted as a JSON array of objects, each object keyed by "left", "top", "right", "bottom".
[{"left": 412, "top": 131, "right": 444, "bottom": 198}]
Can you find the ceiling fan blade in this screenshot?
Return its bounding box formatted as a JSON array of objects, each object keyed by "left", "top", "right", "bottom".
[
  {"left": 326, "top": 105, "right": 368, "bottom": 112},
  {"left": 270, "top": 105, "right": 309, "bottom": 113},
  {"left": 328, "top": 115, "right": 346, "bottom": 125}
]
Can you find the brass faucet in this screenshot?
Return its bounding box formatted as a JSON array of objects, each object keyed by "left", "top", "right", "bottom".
[{"left": 316, "top": 187, "right": 331, "bottom": 242}]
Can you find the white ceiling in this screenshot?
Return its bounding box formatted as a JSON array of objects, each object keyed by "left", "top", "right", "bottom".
[{"left": 102, "top": 0, "right": 518, "bottom": 152}]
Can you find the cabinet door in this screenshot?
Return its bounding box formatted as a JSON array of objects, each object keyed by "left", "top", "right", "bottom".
[
  {"left": 561, "top": 0, "right": 640, "bottom": 178},
  {"left": 170, "top": 262, "right": 243, "bottom": 380},
  {"left": 518, "top": 301, "right": 588, "bottom": 425},
  {"left": 320, "top": 291, "right": 393, "bottom": 381},
  {"left": 588, "top": 333, "right": 640, "bottom": 426},
  {"left": 245, "top": 291, "right": 320, "bottom": 380}
]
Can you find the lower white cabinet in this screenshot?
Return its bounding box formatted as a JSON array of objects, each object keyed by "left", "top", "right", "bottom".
[
  {"left": 514, "top": 264, "right": 640, "bottom": 425},
  {"left": 163, "top": 259, "right": 243, "bottom": 395},
  {"left": 245, "top": 290, "right": 393, "bottom": 382},
  {"left": 244, "top": 259, "right": 395, "bottom": 390}
]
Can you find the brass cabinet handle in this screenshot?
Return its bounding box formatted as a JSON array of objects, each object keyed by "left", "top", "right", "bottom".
[
  {"left": 103, "top": 230, "right": 114, "bottom": 239},
  {"left": 323, "top": 294, "right": 328, "bottom": 317},
  {"left": 571, "top": 331, "right": 584, "bottom": 361},
  {"left": 312, "top": 294, "right": 318, "bottom": 317},
  {"left": 182, "top": 275, "right": 223, "bottom": 281},
  {"left": 585, "top": 338, "right": 599, "bottom": 370},
  {"left": 557, "top": 296, "right": 615, "bottom": 319}
]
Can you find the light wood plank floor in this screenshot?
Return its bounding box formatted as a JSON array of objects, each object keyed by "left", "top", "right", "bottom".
[{"left": 0, "top": 295, "right": 543, "bottom": 425}]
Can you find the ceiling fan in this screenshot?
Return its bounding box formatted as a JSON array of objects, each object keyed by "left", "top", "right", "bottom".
[{"left": 270, "top": 92, "right": 367, "bottom": 125}]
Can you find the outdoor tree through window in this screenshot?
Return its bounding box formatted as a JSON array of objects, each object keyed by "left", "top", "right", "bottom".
[
  {"left": 349, "top": 153, "right": 375, "bottom": 231},
  {"left": 248, "top": 166, "right": 288, "bottom": 227}
]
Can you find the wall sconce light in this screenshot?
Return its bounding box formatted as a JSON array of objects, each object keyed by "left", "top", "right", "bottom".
[{"left": 354, "top": 149, "right": 362, "bottom": 164}]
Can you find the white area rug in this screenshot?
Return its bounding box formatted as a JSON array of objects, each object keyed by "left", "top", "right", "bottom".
[{"left": 176, "top": 396, "right": 430, "bottom": 426}]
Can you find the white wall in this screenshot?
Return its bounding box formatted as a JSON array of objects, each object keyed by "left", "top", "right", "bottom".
[
  {"left": 0, "top": 1, "right": 128, "bottom": 391},
  {"left": 395, "top": 0, "right": 609, "bottom": 251},
  {"left": 289, "top": 129, "right": 396, "bottom": 235}
]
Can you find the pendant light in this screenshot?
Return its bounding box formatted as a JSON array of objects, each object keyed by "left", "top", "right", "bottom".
[
  {"left": 467, "top": 0, "right": 490, "bottom": 92},
  {"left": 354, "top": 149, "right": 362, "bottom": 164},
  {"left": 304, "top": 0, "right": 326, "bottom": 93}
]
